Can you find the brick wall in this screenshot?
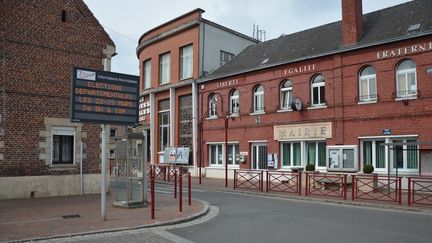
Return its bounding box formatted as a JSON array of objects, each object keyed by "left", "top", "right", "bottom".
[{"left": 0, "top": 0, "right": 115, "bottom": 176}]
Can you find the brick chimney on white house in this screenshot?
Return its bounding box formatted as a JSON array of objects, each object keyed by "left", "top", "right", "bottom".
[{"left": 342, "top": 0, "right": 363, "bottom": 45}]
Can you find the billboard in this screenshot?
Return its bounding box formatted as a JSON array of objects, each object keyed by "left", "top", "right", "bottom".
[{"left": 71, "top": 67, "right": 139, "bottom": 125}]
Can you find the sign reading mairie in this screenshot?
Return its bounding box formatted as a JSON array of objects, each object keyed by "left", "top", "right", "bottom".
[
  {"left": 71, "top": 67, "right": 139, "bottom": 125},
  {"left": 274, "top": 122, "right": 332, "bottom": 140}
]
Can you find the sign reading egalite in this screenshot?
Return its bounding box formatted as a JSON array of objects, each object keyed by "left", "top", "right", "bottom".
[{"left": 71, "top": 67, "right": 139, "bottom": 125}]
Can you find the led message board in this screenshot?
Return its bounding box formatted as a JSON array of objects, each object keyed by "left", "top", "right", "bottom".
[{"left": 71, "top": 67, "right": 139, "bottom": 125}]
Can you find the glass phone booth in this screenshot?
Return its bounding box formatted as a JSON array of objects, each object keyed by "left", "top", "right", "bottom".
[{"left": 113, "top": 132, "right": 148, "bottom": 208}]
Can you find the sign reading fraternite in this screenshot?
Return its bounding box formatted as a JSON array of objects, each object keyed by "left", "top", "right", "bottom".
[
  {"left": 274, "top": 122, "right": 332, "bottom": 140},
  {"left": 71, "top": 67, "right": 139, "bottom": 125}
]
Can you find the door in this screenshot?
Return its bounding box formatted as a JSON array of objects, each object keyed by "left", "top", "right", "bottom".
[{"left": 252, "top": 143, "right": 268, "bottom": 170}]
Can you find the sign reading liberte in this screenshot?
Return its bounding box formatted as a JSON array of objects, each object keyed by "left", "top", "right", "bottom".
[{"left": 71, "top": 67, "right": 139, "bottom": 125}]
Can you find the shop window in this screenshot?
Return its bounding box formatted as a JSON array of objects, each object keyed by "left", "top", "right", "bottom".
[
  {"left": 180, "top": 45, "right": 193, "bottom": 80},
  {"left": 311, "top": 74, "right": 325, "bottom": 106},
  {"left": 396, "top": 59, "right": 417, "bottom": 98},
  {"left": 52, "top": 127, "right": 74, "bottom": 165},
  {"left": 220, "top": 50, "right": 234, "bottom": 66},
  {"left": 159, "top": 52, "right": 170, "bottom": 84},
  {"left": 358, "top": 66, "right": 377, "bottom": 102},
  {"left": 158, "top": 99, "right": 170, "bottom": 151},
  {"left": 208, "top": 93, "right": 218, "bottom": 118},
  {"left": 253, "top": 85, "right": 264, "bottom": 113},
  {"left": 280, "top": 80, "right": 292, "bottom": 110},
  {"left": 143, "top": 59, "right": 151, "bottom": 89},
  {"left": 281, "top": 142, "right": 302, "bottom": 167},
  {"left": 209, "top": 144, "right": 223, "bottom": 166},
  {"left": 306, "top": 141, "right": 326, "bottom": 168},
  {"left": 230, "top": 89, "right": 239, "bottom": 115}
]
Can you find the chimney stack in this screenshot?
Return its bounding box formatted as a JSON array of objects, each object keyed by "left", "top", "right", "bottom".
[{"left": 342, "top": 0, "right": 363, "bottom": 46}]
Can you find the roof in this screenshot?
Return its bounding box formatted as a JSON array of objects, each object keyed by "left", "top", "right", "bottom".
[{"left": 200, "top": 0, "right": 432, "bottom": 83}]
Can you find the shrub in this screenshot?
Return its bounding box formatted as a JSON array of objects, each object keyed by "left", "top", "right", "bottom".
[
  {"left": 363, "top": 164, "right": 375, "bottom": 174},
  {"left": 305, "top": 164, "right": 315, "bottom": 172}
]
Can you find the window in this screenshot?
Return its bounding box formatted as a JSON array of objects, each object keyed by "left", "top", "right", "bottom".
[
  {"left": 392, "top": 139, "right": 418, "bottom": 170},
  {"left": 362, "top": 140, "right": 386, "bottom": 170},
  {"left": 52, "top": 127, "right": 74, "bottom": 165},
  {"left": 208, "top": 93, "right": 218, "bottom": 118},
  {"left": 228, "top": 144, "right": 240, "bottom": 165},
  {"left": 110, "top": 128, "right": 117, "bottom": 137},
  {"left": 220, "top": 50, "right": 234, "bottom": 66},
  {"left": 158, "top": 99, "right": 170, "bottom": 151},
  {"left": 209, "top": 144, "right": 223, "bottom": 166},
  {"left": 109, "top": 149, "right": 115, "bottom": 159},
  {"left": 159, "top": 53, "right": 170, "bottom": 84},
  {"left": 143, "top": 59, "right": 151, "bottom": 89},
  {"left": 306, "top": 141, "right": 326, "bottom": 168},
  {"left": 253, "top": 85, "right": 264, "bottom": 112},
  {"left": 327, "top": 146, "right": 358, "bottom": 172},
  {"left": 311, "top": 74, "right": 325, "bottom": 106},
  {"left": 359, "top": 66, "right": 377, "bottom": 102},
  {"left": 180, "top": 45, "right": 193, "bottom": 79},
  {"left": 396, "top": 60, "right": 417, "bottom": 98},
  {"left": 281, "top": 142, "right": 302, "bottom": 167},
  {"left": 280, "top": 80, "right": 293, "bottom": 110},
  {"left": 230, "top": 89, "right": 239, "bottom": 115}
]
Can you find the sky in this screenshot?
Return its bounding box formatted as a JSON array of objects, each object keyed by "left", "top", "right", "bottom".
[{"left": 84, "top": 0, "right": 411, "bottom": 76}]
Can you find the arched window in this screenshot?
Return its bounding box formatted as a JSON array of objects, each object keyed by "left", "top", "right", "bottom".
[
  {"left": 253, "top": 85, "right": 264, "bottom": 112},
  {"left": 280, "top": 80, "right": 293, "bottom": 110},
  {"left": 230, "top": 89, "right": 239, "bottom": 114},
  {"left": 311, "top": 74, "right": 325, "bottom": 106},
  {"left": 359, "top": 66, "right": 377, "bottom": 102},
  {"left": 208, "top": 93, "right": 217, "bottom": 117},
  {"left": 396, "top": 59, "right": 417, "bottom": 98}
]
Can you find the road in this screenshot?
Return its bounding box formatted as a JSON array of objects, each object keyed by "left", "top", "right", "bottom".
[{"left": 56, "top": 184, "right": 432, "bottom": 243}]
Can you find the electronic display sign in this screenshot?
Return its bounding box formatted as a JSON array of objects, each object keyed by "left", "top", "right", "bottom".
[{"left": 71, "top": 67, "right": 139, "bottom": 125}]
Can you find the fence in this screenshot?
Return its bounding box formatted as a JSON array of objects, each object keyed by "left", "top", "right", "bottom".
[
  {"left": 234, "top": 169, "right": 263, "bottom": 191},
  {"left": 305, "top": 173, "right": 347, "bottom": 199},
  {"left": 266, "top": 171, "right": 301, "bottom": 195},
  {"left": 408, "top": 176, "right": 432, "bottom": 206},
  {"left": 352, "top": 175, "right": 401, "bottom": 205}
]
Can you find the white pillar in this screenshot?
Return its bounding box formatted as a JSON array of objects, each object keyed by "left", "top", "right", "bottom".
[
  {"left": 150, "top": 92, "right": 155, "bottom": 165},
  {"left": 169, "top": 88, "right": 175, "bottom": 147},
  {"left": 192, "top": 82, "right": 198, "bottom": 176}
]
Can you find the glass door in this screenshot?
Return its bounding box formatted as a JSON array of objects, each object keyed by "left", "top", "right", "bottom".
[{"left": 252, "top": 143, "right": 267, "bottom": 170}]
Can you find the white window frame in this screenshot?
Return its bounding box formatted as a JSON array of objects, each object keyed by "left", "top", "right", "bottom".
[
  {"left": 280, "top": 80, "right": 293, "bottom": 110},
  {"left": 230, "top": 89, "right": 239, "bottom": 115},
  {"left": 306, "top": 140, "right": 327, "bottom": 170},
  {"left": 51, "top": 127, "right": 75, "bottom": 165},
  {"left": 208, "top": 94, "right": 218, "bottom": 118},
  {"left": 144, "top": 59, "right": 151, "bottom": 89},
  {"left": 209, "top": 143, "right": 224, "bottom": 166},
  {"left": 360, "top": 139, "right": 387, "bottom": 172},
  {"left": 390, "top": 138, "right": 419, "bottom": 172},
  {"left": 158, "top": 109, "right": 170, "bottom": 152},
  {"left": 311, "top": 75, "right": 325, "bottom": 106},
  {"left": 159, "top": 52, "right": 170, "bottom": 84},
  {"left": 396, "top": 60, "right": 417, "bottom": 99},
  {"left": 253, "top": 85, "right": 264, "bottom": 113},
  {"left": 180, "top": 45, "right": 193, "bottom": 80},
  {"left": 358, "top": 66, "right": 377, "bottom": 103},
  {"left": 280, "top": 142, "right": 302, "bottom": 168},
  {"left": 227, "top": 143, "right": 240, "bottom": 167},
  {"left": 220, "top": 50, "right": 234, "bottom": 66},
  {"left": 326, "top": 145, "right": 358, "bottom": 172}
]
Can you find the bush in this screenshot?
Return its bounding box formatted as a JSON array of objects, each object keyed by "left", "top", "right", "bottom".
[
  {"left": 305, "top": 164, "right": 315, "bottom": 172},
  {"left": 363, "top": 164, "right": 375, "bottom": 174}
]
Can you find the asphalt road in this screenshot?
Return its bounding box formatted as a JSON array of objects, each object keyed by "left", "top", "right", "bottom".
[{"left": 56, "top": 184, "right": 432, "bottom": 243}]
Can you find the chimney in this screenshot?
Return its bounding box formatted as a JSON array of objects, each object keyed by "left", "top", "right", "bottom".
[{"left": 342, "top": 0, "right": 363, "bottom": 46}]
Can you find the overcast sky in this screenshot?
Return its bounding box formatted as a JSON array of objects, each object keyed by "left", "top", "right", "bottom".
[{"left": 84, "top": 0, "right": 411, "bottom": 76}]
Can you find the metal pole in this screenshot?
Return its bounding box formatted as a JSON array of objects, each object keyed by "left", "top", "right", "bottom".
[
  {"left": 352, "top": 175, "right": 356, "bottom": 201},
  {"left": 188, "top": 172, "right": 191, "bottom": 206},
  {"left": 225, "top": 117, "right": 228, "bottom": 187},
  {"left": 233, "top": 169, "right": 236, "bottom": 190},
  {"left": 151, "top": 167, "right": 155, "bottom": 220},
  {"left": 298, "top": 172, "right": 302, "bottom": 196},
  {"left": 343, "top": 175, "right": 347, "bottom": 200},
  {"left": 101, "top": 124, "right": 107, "bottom": 221},
  {"left": 407, "top": 177, "right": 411, "bottom": 206},
  {"left": 174, "top": 170, "right": 177, "bottom": 198},
  {"left": 80, "top": 141, "right": 83, "bottom": 195},
  {"left": 179, "top": 170, "right": 183, "bottom": 212},
  {"left": 199, "top": 121, "right": 202, "bottom": 184}
]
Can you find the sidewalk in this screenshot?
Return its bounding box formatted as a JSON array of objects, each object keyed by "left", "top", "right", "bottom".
[
  {"left": 185, "top": 176, "right": 432, "bottom": 214},
  {"left": 0, "top": 183, "right": 206, "bottom": 242}
]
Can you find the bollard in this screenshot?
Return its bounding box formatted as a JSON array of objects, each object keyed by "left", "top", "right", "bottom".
[
  {"left": 174, "top": 171, "right": 177, "bottom": 199},
  {"left": 179, "top": 170, "right": 183, "bottom": 212},
  {"left": 298, "top": 171, "right": 302, "bottom": 196},
  {"left": 352, "top": 175, "right": 356, "bottom": 201},
  {"left": 233, "top": 170, "right": 236, "bottom": 190},
  {"left": 343, "top": 175, "right": 347, "bottom": 200},
  {"left": 305, "top": 173, "right": 309, "bottom": 196},
  {"left": 398, "top": 177, "right": 402, "bottom": 205},
  {"left": 266, "top": 171, "right": 269, "bottom": 192},
  {"left": 407, "top": 177, "right": 411, "bottom": 206},
  {"left": 188, "top": 172, "right": 191, "bottom": 206},
  {"left": 151, "top": 167, "right": 155, "bottom": 220}
]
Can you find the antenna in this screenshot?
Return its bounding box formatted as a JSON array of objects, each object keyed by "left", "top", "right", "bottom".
[{"left": 253, "top": 24, "right": 266, "bottom": 42}]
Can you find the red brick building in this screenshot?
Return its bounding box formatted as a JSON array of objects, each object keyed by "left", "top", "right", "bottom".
[
  {"left": 0, "top": 0, "right": 115, "bottom": 199},
  {"left": 136, "top": 9, "right": 257, "bottom": 174},
  {"left": 199, "top": 0, "right": 432, "bottom": 179}
]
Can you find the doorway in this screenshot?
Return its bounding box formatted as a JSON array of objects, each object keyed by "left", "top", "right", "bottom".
[{"left": 252, "top": 143, "right": 267, "bottom": 170}]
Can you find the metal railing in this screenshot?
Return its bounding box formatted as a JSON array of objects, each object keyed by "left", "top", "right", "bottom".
[
  {"left": 352, "top": 175, "right": 401, "bottom": 205},
  {"left": 234, "top": 169, "right": 263, "bottom": 191},
  {"left": 408, "top": 176, "right": 432, "bottom": 206},
  {"left": 266, "top": 171, "right": 301, "bottom": 195},
  {"left": 305, "top": 173, "right": 347, "bottom": 199}
]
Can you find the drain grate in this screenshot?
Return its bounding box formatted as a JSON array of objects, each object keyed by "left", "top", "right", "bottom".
[{"left": 62, "top": 214, "right": 81, "bottom": 219}]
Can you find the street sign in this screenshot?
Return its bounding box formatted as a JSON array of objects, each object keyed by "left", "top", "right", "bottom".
[
  {"left": 71, "top": 67, "right": 139, "bottom": 125},
  {"left": 383, "top": 129, "right": 392, "bottom": 135}
]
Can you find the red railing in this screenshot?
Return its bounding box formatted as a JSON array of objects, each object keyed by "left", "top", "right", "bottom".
[
  {"left": 234, "top": 169, "right": 263, "bottom": 192},
  {"left": 352, "top": 175, "right": 401, "bottom": 205},
  {"left": 154, "top": 165, "right": 168, "bottom": 181},
  {"left": 305, "top": 173, "right": 347, "bottom": 199},
  {"left": 168, "top": 167, "right": 182, "bottom": 182},
  {"left": 267, "top": 171, "right": 301, "bottom": 195},
  {"left": 408, "top": 176, "right": 432, "bottom": 206}
]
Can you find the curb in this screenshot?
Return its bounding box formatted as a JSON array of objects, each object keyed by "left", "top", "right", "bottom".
[{"left": 12, "top": 199, "right": 210, "bottom": 243}]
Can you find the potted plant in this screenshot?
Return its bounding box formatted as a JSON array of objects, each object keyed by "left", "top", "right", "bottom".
[
  {"left": 305, "top": 164, "right": 315, "bottom": 172},
  {"left": 363, "top": 164, "right": 374, "bottom": 174}
]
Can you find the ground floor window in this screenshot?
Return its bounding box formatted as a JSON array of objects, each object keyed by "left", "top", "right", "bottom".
[
  {"left": 209, "top": 144, "right": 223, "bottom": 166},
  {"left": 306, "top": 141, "right": 326, "bottom": 168},
  {"left": 228, "top": 144, "right": 240, "bottom": 166},
  {"left": 209, "top": 143, "right": 239, "bottom": 166},
  {"left": 281, "top": 142, "right": 301, "bottom": 167},
  {"left": 52, "top": 127, "right": 74, "bottom": 165}
]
